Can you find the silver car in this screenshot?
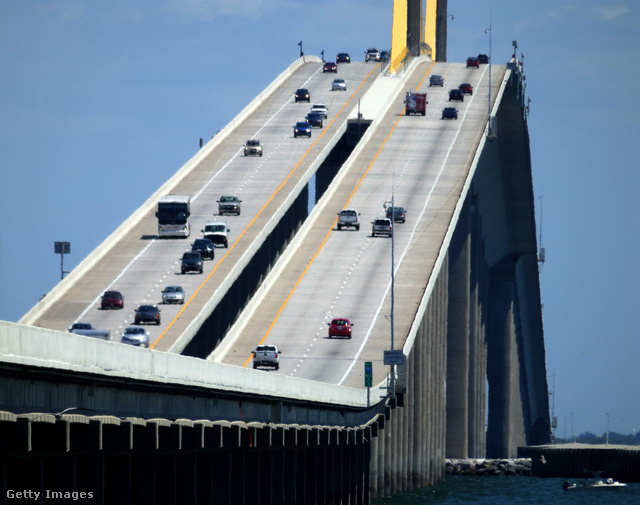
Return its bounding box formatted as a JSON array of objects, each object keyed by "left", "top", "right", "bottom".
[
  {"left": 162, "top": 285, "right": 185, "bottom": 304},
  {"left": 121, "top": 326, "right": 149, "bottom": 347},
  {"left": 429, "top": 74, "right": 444, "bottom": 87},
  {"left": 331, "top": 78, "right": 347, "bottom": 91}
]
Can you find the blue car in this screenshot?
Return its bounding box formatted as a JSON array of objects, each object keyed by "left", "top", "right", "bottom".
[
  {"left": 442, "top": 107, "right": 458, "bottom": 120},
  {"left": 293, "top": 121, "right": 312, "bottom": 138}
]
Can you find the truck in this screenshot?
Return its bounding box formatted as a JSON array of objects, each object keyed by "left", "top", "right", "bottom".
[
  {"left": 252, "top": 345, "right": 281, "bottom": 370},
  {"left": 217, "top": 195, "right": 242, "bottom": 216},
  {"left": 405, "top": 91, "right": 427, "bottom": 116},
  {"left": 202, "top": 221, "right": 230, "bottom": 248},
  {"left": 68, "top": 322, "right": 111, "bottom": 340}
]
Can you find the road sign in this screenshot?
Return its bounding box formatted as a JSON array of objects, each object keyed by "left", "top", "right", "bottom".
[
  {"left": 364, "top": 361, "right": 372, "bottom": 388},
  {"left": 383, "top": 350, "right": 404, "bottom": 366}
]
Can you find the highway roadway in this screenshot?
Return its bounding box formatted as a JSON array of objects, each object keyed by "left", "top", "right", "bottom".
[
  {"left": 29, "top": 56, "right": 507, "bottom": 392},
  {"left": 217, "top": 59, "right": 508, "bottom": 389},
  {"left": 29, "top": 58, "right": 381, "bottom": 348}
]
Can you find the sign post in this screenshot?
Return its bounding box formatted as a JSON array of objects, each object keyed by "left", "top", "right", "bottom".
[{"left": 364, "top": 361, "right": 372, "bottom": 407}]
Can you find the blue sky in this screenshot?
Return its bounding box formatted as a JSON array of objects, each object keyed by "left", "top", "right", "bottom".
[{"left": 1, "top": 1, "right": 638, "bottom": 437}]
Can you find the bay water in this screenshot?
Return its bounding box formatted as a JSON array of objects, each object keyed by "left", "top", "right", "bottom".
[{"left": 373, "top": 476, "right": 640, "bottom": 504}]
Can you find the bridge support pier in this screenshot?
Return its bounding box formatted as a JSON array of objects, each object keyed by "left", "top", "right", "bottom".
[{"left": 487, "top": 266, "right": 527, "bottom": 458}]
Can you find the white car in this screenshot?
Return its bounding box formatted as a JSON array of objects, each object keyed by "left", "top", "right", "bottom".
[
  {"left": 121, "top": 326, "right": 149, "bottom": 347},
  {"left": 331, "top": 78, "right": 347, "bottom": 91},
  {"left": 310, "top": 103, "right": 328, "bottom": 119}
]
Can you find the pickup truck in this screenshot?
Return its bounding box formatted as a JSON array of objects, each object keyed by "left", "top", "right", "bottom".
[
  {"left": 252, "top": 345, "right": 281, "bottom": 370},
  {"left": 68, "top": 322, "right": 111, "bottom": 340},
  {"left": 217, "top": 196, "right": 242, "bottom": 216}
]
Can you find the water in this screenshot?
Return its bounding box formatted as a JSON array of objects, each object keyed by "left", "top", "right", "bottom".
[{"left": 373, "top": 476, "right": 640, "bottom": 505}]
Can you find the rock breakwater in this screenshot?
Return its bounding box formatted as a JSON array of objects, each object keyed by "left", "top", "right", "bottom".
[{"left": 446, "top": 458, "right": 532, "bottom": 476}]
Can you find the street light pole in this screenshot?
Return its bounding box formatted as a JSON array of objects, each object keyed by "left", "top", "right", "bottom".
[{"left": 486, "top": 15, "right": 492, "bottom": 136}]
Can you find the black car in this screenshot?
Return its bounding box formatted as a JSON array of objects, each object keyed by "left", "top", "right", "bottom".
[
  {"left": 478, "top": 53, "right": 489, "bottom": 64},
  {"left": 294, "top": 88, "right": 310, "bottom": 102},
  {"left": 441, "top": 107, "right": 458, "bottom": 120},
  {"left": 134, "top": 304, "right": 161, "bottom": 325},
  {"left": 305, "top": 112, "right": 324, "bottom": 128},
  {"left": 181, "top": 251, "right": 203, "bottom": 274},
  {"left": 191, "top": 238, "right": 215, "bottom": 260},
  {"left": 336, "top": 52, "right": 351, "bottom": 63},
  {"left": 386, "top": 206, "right": 406, "bottom": 223},
  {"left": 449, "top": 89, "right": 464, "bottom": 102}
]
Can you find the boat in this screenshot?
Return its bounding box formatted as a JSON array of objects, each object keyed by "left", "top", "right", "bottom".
[{"left": 562, "top": 471, "right": 627, "bottom": 491}]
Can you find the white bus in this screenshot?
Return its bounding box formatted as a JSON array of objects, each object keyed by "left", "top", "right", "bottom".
[{"left": 155, "top": 195, "right": 191, "bottom": 238}]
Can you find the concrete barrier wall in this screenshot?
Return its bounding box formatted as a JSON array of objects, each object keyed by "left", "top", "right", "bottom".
[
  {"left": 0, "top": 320, "right": 368, "bottom": 408},
  {"left": 19, "top": 56, "right": 322, "bottom": 327}
]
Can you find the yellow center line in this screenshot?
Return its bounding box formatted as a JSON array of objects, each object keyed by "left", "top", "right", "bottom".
[
  {"left": 240, "top": 61, "right": 436, "bottom": 367},
  {"left": 150, "top": 63, "right": 381, "bottom": 350}
]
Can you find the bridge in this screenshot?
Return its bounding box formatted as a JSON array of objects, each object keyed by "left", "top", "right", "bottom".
[{"left": 0, "top": 2, "right": 549, "bottom": 502}]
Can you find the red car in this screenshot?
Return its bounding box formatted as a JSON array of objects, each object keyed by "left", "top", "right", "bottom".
[
  {"left": 323, "top": 61, "right": 337, "bottom": 73},
  {"left": 328, "top": 318, "right": 353, "bottom": 339},
  {"left": 459, "top": 83, "right": 473, "bottom": 95},
  {"left": 101, "top": 290, "right": 124, "bottom": 310},
  {"left": 466, "top": 57, "right": 480, "bottom": 68}
]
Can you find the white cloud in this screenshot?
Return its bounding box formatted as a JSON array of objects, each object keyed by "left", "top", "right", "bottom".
[{"left": 590, "top": 4, "right": 632, "bottom": 20}]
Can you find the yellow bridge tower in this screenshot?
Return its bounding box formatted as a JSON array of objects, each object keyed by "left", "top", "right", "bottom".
[{"left": 389, "top": 0, "right": 448, "bottom": 74}]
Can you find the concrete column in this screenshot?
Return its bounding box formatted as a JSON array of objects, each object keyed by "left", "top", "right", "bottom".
[
  {"left": 446, "top": 208, "right": 471, "bottom": 459},
  {"left": 487, "top": 268, "right": 525, "bottom": 458}
]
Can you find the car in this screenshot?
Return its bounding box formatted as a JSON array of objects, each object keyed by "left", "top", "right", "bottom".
[
  {"left": 217, "top": 195, "right": 242, "bottom": 216},
  {"left": 294, "top": 88, "right": 310, "bottom": 102},
  {"left": 305, "top": 112, "right": 324, "bottom": 128},
  {"left": 337, "top": 209, "right": 360, "bottom": 230},
  {"left": 181, "top": 251, "right": 203, "bottom": 274},
  {"left": 449, "top": 89, "right": 464, "bottom": 102},
  {"left": 191, "top": 238, "right": 214, "bottom": 260},
  {"left": 323, "top": 61, "right": 337, "bottom": 73},
  {"left": 441, "top": 107, "right": 458, "bottom": 120},
  {"left": 202, "top": 221, "right": 230, "bottom": 248},
  {"left": 100, "top": 290, "right": 124, "bottom": 310},
  {"left": 244, "top": 139, "right": 262, "bottom": 157},
  {"left": 380, "top": 50, "right": 390, "bottom": 61},
  {"left": 365, "top": 48, "right": 380, "bottom": 62},
  {"left": 293, "top": 121, "right": 312, "bottom": 138},
  {"left": 327, "top": 318, "right": 353, "bottom": 339},
  {"left": 478, "top": 53, "right": 489, "bottom": 64},
  {"left": 252, "top": 344, "right": 281, "bottom": 370},
  {"left": 134, "top": 304, "right": 161, "bottom": 326},
  {"left": 386, "top": 206, "right": 406, "bottom": 223},
  {"left": 331, "top": 78, "right": 347, "bottom": 91},
  {"left": 459, "top": 83, "right": 473, "bottom": 95},
  {"left": 336, "top": 52, "right": 351, "bottom": 63},
  {"left": 67, "top": 322, "right": 110, "bottom": 340},
  {"left": 162, "top": 285, "right": 185, "bottom": 305},
  {"left": 466, "top": 57, "right": 480, "bottom": 68},
  {"left": 429, "top": 74, "right": 444, "bottom": 87},
  {"left": 121, "top": 326, "right": 149, "bottom": 347},
  {"left": 371, "top": 217, "right": 392, "bottom": 237},
  {"left": 310, "top": 103, "right": 328, "bottom": 118}
]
